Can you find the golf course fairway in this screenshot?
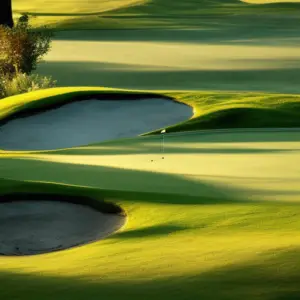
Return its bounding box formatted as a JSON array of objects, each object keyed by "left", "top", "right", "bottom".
[
  {"left": 1, "top": 0, "right": 300, "bottom": 298},
  {"left": 1, "top": 88, "right": 300, "bottom": 299}
]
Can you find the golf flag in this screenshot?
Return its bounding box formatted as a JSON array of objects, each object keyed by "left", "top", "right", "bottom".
[{"left": 161, "top": 129, "right": 166, "bottom": 134}]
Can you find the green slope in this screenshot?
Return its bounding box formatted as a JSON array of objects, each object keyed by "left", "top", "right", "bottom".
[{"left": 149, "top": 92, "right": 300, "bottom": 133}]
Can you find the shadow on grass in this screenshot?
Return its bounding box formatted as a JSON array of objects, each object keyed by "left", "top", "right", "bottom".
[
  {"left": 37, "top": 61, "right": 300, "bottom": 94},
  {"left": 160, "top": 108, "right": 300, "bottom": 134},
  {"left": 50, "top": 13, "right": 300, "bottom": 44},
  {"left": 49, "top": 145, "right": 299, "bottom": 156},
  {"left": 1, "top": 146, "right": 300, "bottom": 206},
  {"left": 0, "top": 156, "right": 244, "bottom": 205},
  {"left": 1, "top": 247, "right": 300, "bottom": 299},
  {"left": 111, "top": 223, "right": 187, "bottom": 239},
  {"left": 47, "top": 129, "right": 300, "bottom": 156}
]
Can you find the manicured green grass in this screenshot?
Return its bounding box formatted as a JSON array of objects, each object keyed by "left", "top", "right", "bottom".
[
  {"left": 2, "top": 88, "right": 300, "bottom": 132},
  {"left": 3, "top": 0, "right": 300, "bottom": 296},
  {"left": 12, "top": 0, "right": 300, "bottom": 29},
  {"left": 37, "top": 38, "right": 300, "bottom": 93},
  {"left": 149, "top": 91, "right": 300, "bottom": 133},
  {"left": 1, "top": 115, "right": 300, "bottom": 299},
  {"left": 13, "top": 0, "right": 300, "bottom": 95},
  {"left": 0, "top": 88, "right": 300, "bottom": 299},
  {"left": 0, "top": 87, "right": 167, "bottom": 123}
]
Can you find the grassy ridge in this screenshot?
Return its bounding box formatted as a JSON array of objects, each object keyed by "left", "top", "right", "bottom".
[
  {"left": 2, "top": 88, "right": 300, "bottom": 133},
  {"left": 0, "top": 87, "right": 168, "bottom": 124}
]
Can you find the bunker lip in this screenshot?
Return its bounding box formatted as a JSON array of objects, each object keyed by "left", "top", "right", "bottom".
[
  {"left": 0, "top": 193, "right": 126, "bottom": 256},
  {"left": 0, "top": 92, "right": 176, "bottom": 128},
  {"left": 0, "top": 193, "right": 125, "bottom": 215},
  {"left": 0, "top": 94, "right": 193, "bottom": 151}
]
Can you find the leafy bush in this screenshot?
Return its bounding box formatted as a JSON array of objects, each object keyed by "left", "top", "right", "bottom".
[
  {"left": 0, "top": 14, "right": 56, "bottom": 98},
  {"left": 0, "top": 14, "right": 53, "bottom": 79},
  {"left": 0, "top": 72, "right": 57, "bottom": 98}
]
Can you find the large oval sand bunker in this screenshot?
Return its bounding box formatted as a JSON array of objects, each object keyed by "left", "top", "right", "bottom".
[
  {"left": 0, "top": 98, "right": 193, "bottom": 150},
  {"left": 0, "top": 195, "right": 125, "bottom": 256}
]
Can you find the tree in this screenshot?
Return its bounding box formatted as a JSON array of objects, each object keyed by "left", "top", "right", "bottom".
[
  {"left": 0, "top": 15, "right": 55, "bottom": 98},
  {"left": 0, "top": 0, "right": 14, "bottom": 28},
  {"left": 0, "top": 15, "right": 53, "bottom": 78}
]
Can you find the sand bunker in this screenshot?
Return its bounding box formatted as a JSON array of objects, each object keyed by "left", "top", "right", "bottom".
[
  {"left": 0, "top": 98, "right": 192, "bottom": 150},
  {"left": 0, "top": 199, "right": 125, "bottom": 256}
]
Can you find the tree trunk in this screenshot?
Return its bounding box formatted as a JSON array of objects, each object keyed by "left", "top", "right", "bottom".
[{"left": 0, "top": 0, "right": 14, "bottom": 28}]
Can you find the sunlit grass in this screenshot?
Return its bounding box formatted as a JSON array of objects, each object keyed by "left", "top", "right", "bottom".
[
  {"left": 0, "top": 150, "right": 300, "bottom": 299},
  {"left": 12, "top": 0, "right": 300, "bottom": 29},
  {"left": 3, "top": 0, "right": 300, "bottom": 297},
  {"left": 13, "top": 0, "right": 146, "bottom": 15},
  {"left": 2, "top": 128, "right": 300, "bottom": 201},
  {"left": 43, "top": 42, "right": 300, "bottom": 70},
  {"left": 1, "top": 87, "right": 300, "bottom": 298},
  {"left": 0, "top": 87, "right": 153, "bottom": 120}
]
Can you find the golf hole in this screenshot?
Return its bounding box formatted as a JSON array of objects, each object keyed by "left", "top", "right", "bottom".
[
  {"left": 0, "top": 96, "right": 193, "bottom": 150},
  {"left": 0, "top": 193, "right": 126, "bottom": 256}
]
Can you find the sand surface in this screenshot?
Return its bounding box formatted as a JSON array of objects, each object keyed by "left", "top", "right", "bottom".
[
  {"left": 0, "top": 200, "right": 124, "bottom": 256},
  {"left": 0, "top": 98, "right": 192, "bottom": 150}
]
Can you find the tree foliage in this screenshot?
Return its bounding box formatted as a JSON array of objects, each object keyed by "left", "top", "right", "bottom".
[{"left": 0, "top": 15, "right": 53, "bottom": 79}]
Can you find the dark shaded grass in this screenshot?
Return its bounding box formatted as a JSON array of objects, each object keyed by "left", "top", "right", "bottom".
[
  {"left": 0, "top": 160, "right": 247, "bottom": 206},
  {"left": 1, "top": 150, "right": 300, "bottom": 207},
  {"left": 0, "top": 191, "right": 124, "bottom": 215},
  {"left": 36, "top": 61, "right": 300, "bottom": 94},
  {"left": 149, "top": 107, "right": 300, "bottom": 134},
  {"left": 112, "top": 224, "right": 187, "bottom": 239},
  {"left": 1, "top": 247, "right": 300, "bottom": 299}
]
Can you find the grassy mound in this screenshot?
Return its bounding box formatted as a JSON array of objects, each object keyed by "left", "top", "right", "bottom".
[
  {"left": 149, "top": 92, "right": 300, "bottom": 133},
  {"left": 0, "top": 87, "right": 168, "bottom": 124}
]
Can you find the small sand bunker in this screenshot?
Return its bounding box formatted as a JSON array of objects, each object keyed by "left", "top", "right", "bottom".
[
  {"left": 0, "top": 200, "right": 125, "bottom": 256},
  {"left": 0, "top": 98, "right": 192, "bottom": 150}
]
